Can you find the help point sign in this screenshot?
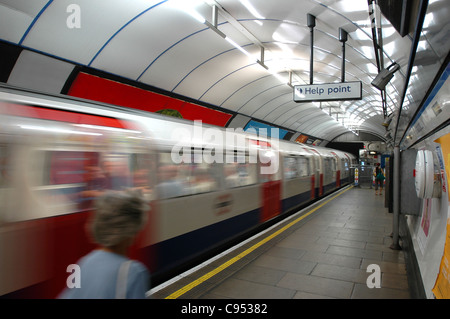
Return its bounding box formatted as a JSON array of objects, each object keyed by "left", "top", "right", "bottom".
[{"left": 293, "top": 81, "right": 362, "bottom": 102}]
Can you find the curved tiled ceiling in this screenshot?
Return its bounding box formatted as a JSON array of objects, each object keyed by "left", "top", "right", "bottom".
[{"left": 0, "top": 0, "right": 448, "bottom": 143}]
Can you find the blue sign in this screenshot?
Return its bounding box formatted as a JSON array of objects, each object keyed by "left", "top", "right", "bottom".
[{"left": 244, "top": 120, "right": 288, "bottom": 139}]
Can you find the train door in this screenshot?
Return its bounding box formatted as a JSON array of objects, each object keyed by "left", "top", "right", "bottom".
[
  {"left": 331, "top": 152, "right": 341, "bottom": 187},
  {"left": 260, "top": 148, "right": 281, "bottom": 222},
  {"left": 302, "top": 147, "right": 319, "bottom": 199},
  {"left": 309, "top": 149, "right": 323, "bottom": 197},
  {"left": 308, "top": 155, "right": 316, "bottom": 200}
]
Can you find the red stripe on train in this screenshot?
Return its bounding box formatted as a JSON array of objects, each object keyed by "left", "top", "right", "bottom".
[{"left": 0, "top": 102, "right": 129, "bottom": 129}]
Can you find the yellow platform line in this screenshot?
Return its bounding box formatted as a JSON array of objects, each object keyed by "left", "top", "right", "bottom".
[{"left": 165, "top": 185, "right": 353, "bottom": 299}]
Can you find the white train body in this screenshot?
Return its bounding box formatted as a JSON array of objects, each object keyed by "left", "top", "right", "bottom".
[{"left": 0, "top": 86, "right": 355, "bottom": 298}]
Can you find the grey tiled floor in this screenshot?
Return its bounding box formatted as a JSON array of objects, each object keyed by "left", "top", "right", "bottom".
[{"left": 199, "top": 187, "right": 410, "bottom": 299}]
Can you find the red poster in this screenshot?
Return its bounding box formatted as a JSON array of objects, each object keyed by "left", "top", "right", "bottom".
[{"left": 67, "top": 72, "right": 232, "bottom": 127}]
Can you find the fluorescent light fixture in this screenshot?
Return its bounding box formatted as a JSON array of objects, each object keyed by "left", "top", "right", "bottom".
[
  {"left": 189, "top": 10, "right": 206, "bottom": 23},
  {"left": 225, "top": 36, "right": 255, "bottom": 60},
  {"left": 270, "top": 71, "right": 286, "bottom": 84},
  {"left": 169, "top": 0, "right": 206, "bottom": 23},
  {"left": 239, "top": 0, "right": 265, "bottom": 19},
  {"left": 181, "top": 0, "right": 290, "bottom": 87},
  {"left": 423, "top": 12, "right": 434, "bottom": 29}
]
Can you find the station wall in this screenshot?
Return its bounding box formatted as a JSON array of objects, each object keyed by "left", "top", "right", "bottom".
[{"left": 0, "top": 41, "right": 324, "bottom": 145}]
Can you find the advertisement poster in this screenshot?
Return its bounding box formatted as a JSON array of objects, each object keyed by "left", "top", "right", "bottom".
[
  {"left": 418, "top": 199, "right": 432, "bottom": 254},
  {"left": 432, "top": 135, "right": 450, "bottom": 299},
  {"left": 433, "top": 220, "right": 450, "bottom": 299}
]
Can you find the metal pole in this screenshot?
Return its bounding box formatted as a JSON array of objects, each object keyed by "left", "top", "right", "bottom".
[
  {"left": 307, "top": 14, "right": 315, "bottom": 85},
  {"left": 341, "top": 42, "right": 346, "bottom": 82},
  {"left": 339, "top": 28, "right": 347, "bottom": 83},
  {"left": 374, "top": 0, "right": 384, "bottom": 69},
  {"left": 391, "top": 145, "right": 401, "bottom": 250},
  {"left": 212, "top": 5, "right": 218, "bottom": 28},
  {"left": 309, "top": 27, "right": 314, "bottom": 84}
]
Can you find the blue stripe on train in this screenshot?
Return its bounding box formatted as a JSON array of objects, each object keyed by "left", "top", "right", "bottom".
[
  {"left": 154, "top": 208, "right": 260, "bottom": 274},
  {"left": 281, "top": 190, "right": 311, "bottom": 213}
]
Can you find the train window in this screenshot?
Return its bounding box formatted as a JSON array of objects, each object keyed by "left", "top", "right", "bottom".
[
  {"left": 283, "top": 157, "right": 298, "bottom": 179},
  {"left": 32, "top": 150, "right": 156, "bottom": 212},
  {"left": 297, "top": 156, "right": 310, "bottom": 177},
  {"left": 324, "top": 158, "right": 333, "bottom": 176},
  {"left": 157, "top": 152, "right": 220, "bottom": 198},
  {"left": 190, "top": 162, "right": 220, "bottom": 195},
  {"left": 324, "top": 157, "right": 336, "bottom": 173},
  {"left": 156, "top": 153, "right": 189, "bottom": 199},
  {"left": 129, "top": 152, "right": 156, "bottom": 199},
  {"left": 0, "top": 143, "right": 12, "bottom": 222},
  {"left": 224, "top": 154, "right": 258, "bottom": 188},
  {"left": 284, "top": 156, "right": 310, "bottom": 180},
  {"left": 341, "top": 158, "right": 349, "bottom": 175},
  {"left": 0, "top": 143, "right": 11, "bottom": 188},
  {"left": 47, "top": 151, "right": 88, "bottom": 185},
  {"left": 26, "top": 150, "right": 91, "bottom": 215}
]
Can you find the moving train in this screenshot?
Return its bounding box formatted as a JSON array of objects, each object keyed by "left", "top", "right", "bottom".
[{"left": 0, "top": 85, "right": 356, "bottom": 298}]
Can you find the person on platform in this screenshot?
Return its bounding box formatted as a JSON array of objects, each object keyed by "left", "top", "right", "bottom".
[
  {"left": 59, "top": 190, "right": 150, "bottom": 299},
  {"left": 374, "top": 163, "right": 385, "bottom": 196}
]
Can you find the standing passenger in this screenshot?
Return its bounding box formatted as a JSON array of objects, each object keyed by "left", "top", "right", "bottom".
[
  {"left": 59, "top": 190, "right": 150, "bottom": 299},
  {"left": 374, "top": 163, "right": 385, "bottom": 196}
]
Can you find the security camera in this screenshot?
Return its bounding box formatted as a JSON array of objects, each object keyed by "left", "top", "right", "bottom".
[{"left": 371, "top": 62, "right": 400, "bottom": 91}]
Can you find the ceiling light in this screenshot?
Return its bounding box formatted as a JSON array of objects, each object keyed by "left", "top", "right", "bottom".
[
  {"left": 239, "top": 0, "right": 265, "bottom": 19},
  {"left": 170, "top": 0, "right": 206, "bottom": 23},
  {"left": 225, "top": 36, "right": 255, "bottom": 60}
]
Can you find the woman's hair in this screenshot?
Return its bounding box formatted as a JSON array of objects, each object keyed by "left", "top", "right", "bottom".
[{"left": 90, "top": 190, "right": 149, "bottom": 247}]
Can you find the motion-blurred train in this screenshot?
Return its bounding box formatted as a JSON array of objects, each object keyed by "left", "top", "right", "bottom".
[{"left": 0, "top": 85, "right": 356, "bottom": 298}]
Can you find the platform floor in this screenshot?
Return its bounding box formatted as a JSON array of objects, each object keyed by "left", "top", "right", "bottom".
[{"left": 151, "top": 185, "right": 410, "bottom": 299}]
